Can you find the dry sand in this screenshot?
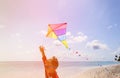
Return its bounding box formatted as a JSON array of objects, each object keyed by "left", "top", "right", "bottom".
[{"left": 74, "top": 64, "right": 120, "bottom": 78}]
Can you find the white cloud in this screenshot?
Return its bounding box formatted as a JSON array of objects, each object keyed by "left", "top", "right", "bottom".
[
  {"left": 77, "top": 32, "right": 84, "bottom": 35},
  {"left": 86, "top": 40, "right": 109, "bottom": 50},
  {"left": 53, "top": 40, "right": 62, "bottom": 46},
  {"left": 73, "top": 35, "right": 87, "bottom": 42},
  {"left": 67, "top": 32, "right": 88, "bottom": 43},
  {"left": 66, "top": 32, "right": 71, "bottom": 36}
]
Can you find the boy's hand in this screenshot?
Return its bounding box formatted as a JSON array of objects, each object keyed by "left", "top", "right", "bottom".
[{"left": 39, "top": 46, "right": 45, "bottom": 53}]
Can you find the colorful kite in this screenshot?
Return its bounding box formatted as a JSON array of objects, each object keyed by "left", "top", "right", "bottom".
[{"left": 46, "top": 23, "right": 68, "bottom": 48}]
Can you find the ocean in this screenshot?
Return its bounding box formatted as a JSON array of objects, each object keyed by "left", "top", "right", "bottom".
[
  {"left": 0, "top": 61, "right": 119, "bottom": 68},
  {"left": 59, "top": 61, "right": 120, "bottom": 67},
  {"left": 0, "top": 61, "right": 120, "bottom": 68}
]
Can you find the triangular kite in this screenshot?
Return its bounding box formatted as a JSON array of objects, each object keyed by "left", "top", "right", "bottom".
[{"left": 46, "top": 23, "right": 68, "bottom": 48}]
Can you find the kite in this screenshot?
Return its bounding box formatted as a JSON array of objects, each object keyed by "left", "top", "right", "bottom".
[{"left": 46, "top": 22, "right": 69, "bottom": 48}]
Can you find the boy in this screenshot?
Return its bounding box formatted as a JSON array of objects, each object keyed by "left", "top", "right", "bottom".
[{"left": 39, "top": 46, "right": 59, "bottom": 78}]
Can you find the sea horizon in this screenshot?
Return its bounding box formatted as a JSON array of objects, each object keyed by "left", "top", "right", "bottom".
[{"left": 0, "top": 61, "right": 119, "bottom": 67}]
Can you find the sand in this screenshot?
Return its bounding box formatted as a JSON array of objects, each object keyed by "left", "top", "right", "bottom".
[
  {"left": 74, "top": 64, "right": 120, "bottom": 78},
  {"left": 0, "top": 62, "right": 120, "bottom": 78}
]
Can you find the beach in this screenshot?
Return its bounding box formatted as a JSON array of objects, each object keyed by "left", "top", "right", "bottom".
[
  {"left": 74, "top": 64, "right": 120, "bottom": 78},
  {"left": 0, "top": 61, "right": 120, "bottom": 78}
]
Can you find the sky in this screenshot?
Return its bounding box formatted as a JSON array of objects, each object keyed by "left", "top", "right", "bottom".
[{"left": 0, "top": 0, "right": 120, "bottom": 61}]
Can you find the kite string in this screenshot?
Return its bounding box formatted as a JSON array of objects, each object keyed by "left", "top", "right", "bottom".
[
  {"left": 40, "top": 32, "right": 46, "bottom": 46},
  {"left": 56, "top": 47, "right": 69, "bottom": 61},
  {"left": 43, "top": 35, "right": 47, "bottom": 47}
]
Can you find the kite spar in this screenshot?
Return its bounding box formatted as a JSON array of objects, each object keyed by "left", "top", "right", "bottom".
[{"left": 46, "top": 23, "right": 69, "bottom": 48}]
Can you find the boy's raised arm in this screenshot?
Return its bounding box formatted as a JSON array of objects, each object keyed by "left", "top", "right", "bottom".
[{"left": 39, "top": 46, "right": 48, "bottom": 78}]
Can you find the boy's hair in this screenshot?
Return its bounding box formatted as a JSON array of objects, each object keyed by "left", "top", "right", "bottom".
[{"left": 48, "top": 56, "right": 59, "bottom": 69}]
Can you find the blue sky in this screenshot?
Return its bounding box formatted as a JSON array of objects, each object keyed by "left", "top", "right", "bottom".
[{"left": 0, "top": 0, "right": 120, "bottom": 61}]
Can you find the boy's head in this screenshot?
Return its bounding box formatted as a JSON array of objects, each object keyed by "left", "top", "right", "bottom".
[{"left": 45, "top": 56, "right": 59, "bottom": 74}]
